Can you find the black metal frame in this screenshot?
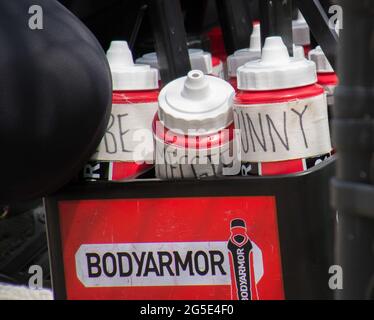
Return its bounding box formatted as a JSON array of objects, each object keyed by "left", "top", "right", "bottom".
[
  {"left": 257, "top": 0, "right": 338, "bottom": 67},
  {"left": 296, "top": 0, "right": 338, "bottom": 69},
  {"left": 46, "top": 158, "right": 336, "bottom": 300},
  {"left": 332, "top": 0, "right": 374, "bottom": 299},
  {"left": 215, "top": 0, "right": 253, "bottom": 55},
  {"left": 259, "top": 0, "right": 294, "bottom": 55},
  {"left": 139, "top": 0, "right": 339, "bottom": 84},
  {"left": 147, "top": 0, "right": 191, "bottom": 84}
]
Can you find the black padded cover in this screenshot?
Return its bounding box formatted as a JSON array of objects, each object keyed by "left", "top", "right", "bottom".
[{"left": 0, "top": 0, "right": 112, "bottom": 202}]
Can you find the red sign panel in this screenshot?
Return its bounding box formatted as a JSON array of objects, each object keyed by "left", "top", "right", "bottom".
[{"left": 59, "top": 196, "right": 284, "bottom": 300}]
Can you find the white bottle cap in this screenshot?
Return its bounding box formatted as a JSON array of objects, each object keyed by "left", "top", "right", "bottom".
[
  {"left": 107, "top": 41, "right": 158, "bottom": 90},
  {"left": 308, "top": 46, "right": 334, "bottom": 73},
  {"left": 237, "top": 36, "right": 317, "bottom": 91},
  {"left": 227, "top": 23, "right": 262, "bottom": 78},
  {"left": 158, "top": 70, "right": 235, "bottom": 134},
  {"left": 136, "top": 49, "right": 213, "bottom": 75},
  {"left": 292, "top": 11, "right": 310, "bottom": 46}
]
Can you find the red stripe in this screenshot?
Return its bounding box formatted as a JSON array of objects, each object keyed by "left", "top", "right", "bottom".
[
  {"left": 153, "top": 114, "right": 234, "bottom": 149},
  {"left": 212, "top": 56, "right": 221, "bottom": 67},
  {"left": 111, "top": 162, "right": 153, "bottom": 180},
  {"left": 303, "top": 45, "right": 311, "bottom": 56},
  {"left": 112, "top": 90, "right": 159, "bottom": 104},
  {"left": 317, "top": 72, "right": 338, "bottom": 86},
  {"left": 234, "top": 84, "right": 324, "bottom": 105},
  {"left": 206, "top": 27, "right": 227, "bottom": 62},
  {"left": 260, "top": 159, "right": 305, "bottom": 176}
]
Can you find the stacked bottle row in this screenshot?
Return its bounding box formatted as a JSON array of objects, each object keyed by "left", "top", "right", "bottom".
[{"left": 82, "top": 19, "right": 337, "bottom": 181}]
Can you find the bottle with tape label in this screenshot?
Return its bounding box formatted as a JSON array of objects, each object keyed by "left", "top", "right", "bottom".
[
  {"left": 154, "top": 70, "right": 235, "bottom": 179},
  {"left": 82, "top": 41, "right": 159, "bottom": 181},
  {"left": 233, "top": 37, "right": 332, "bottom": 176},
  {"left": 227, "top": 23, "right": 262, "bottom": 90},
  {"left": 292, "top": 11, "right": 311, "bottom": 56},
  {"left": 136, "top": 48, "right": 224, "bottom": 80},
  {"left": 308, "top": 46, "right": 338, "bottom": 113}
]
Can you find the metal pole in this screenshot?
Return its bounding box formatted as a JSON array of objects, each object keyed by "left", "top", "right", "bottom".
[
  {"left": 215, "top": 0, "right": 253, "bottom": 55},
  {"left": 259, "top": 0, "right": 293, "bottom": 55},
  {"left": 332, "top": 0, "right": 374, "bottom": 299},
  {"left": 296, "top": 0, "right": 338, "bottom": 70},
  {"left": 147, "top": 0, "right": 191, "bottom": 84}
]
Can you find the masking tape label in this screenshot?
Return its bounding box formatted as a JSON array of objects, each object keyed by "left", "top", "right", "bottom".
[
  {"left": 233, "top": 94, "right": 332, "bottom": 162},
  {"left": 92, "top": 102, "right": 157, "bottom": 162}
]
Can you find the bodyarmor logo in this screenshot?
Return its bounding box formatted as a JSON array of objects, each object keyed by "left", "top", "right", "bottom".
[
  {"left": 228, "top": 219, "right": 264, "bottom": 300},
  {"left": 75, "top": 242, "right": 231, "bottom": 287},
  {"left": 75, "top": 219, "right": 264, "bottom": 297}
]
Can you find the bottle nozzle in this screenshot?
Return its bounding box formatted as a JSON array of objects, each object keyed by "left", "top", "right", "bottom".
[
  {"left": 261, "top": 37, "right": 290, "bottom": 64},
  {"left": 181, "top": 70, "right": 210, "bottom": 100},
  {"left": 106, "top": 41, "right": 134, "bottom": 68},
  {"left": 249, "top": 23, "right": 261, "bottom": 52}
]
